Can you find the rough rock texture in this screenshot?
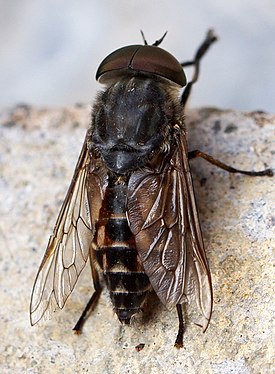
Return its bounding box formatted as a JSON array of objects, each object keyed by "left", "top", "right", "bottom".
[{"left": 0, "top": 104, "right": 274, "bottom": 374}]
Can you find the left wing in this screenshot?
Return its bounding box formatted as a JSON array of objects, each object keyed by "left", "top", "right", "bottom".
[{"left": 30, "top": 140, "right": 93, "bottom": 325}]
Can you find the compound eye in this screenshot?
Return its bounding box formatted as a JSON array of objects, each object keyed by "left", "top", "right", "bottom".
[
  {"left": 96, "top": 45, "right": 140, "bottom": 81},
  {"left": 96, "top": 45, "right": 186, "bottom": 86}
]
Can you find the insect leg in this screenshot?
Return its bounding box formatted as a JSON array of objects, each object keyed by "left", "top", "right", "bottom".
[
  {"left": 180, "top": 29, "right": 218, "bottom": 106},
  {"left": 174, "top": 304, "right": 185, "bottom": 349},
  {"left": 73, "top": 263, "right": 102, "bottom": 334},
  {"left": 188, "top": 149, "right": 273, "bottom": 177}
]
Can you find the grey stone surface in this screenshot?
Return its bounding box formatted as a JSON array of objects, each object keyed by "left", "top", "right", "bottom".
[{"left": 0, "top": 105, "right": 274, "bottom": 373}]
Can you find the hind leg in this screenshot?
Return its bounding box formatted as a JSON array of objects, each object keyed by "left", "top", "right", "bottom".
[
  {"left": 73, "top": 256, "right": 102, "bottom": 333},
  {"left": 174, "top": 304, "right": 185, "bottom": 348}
]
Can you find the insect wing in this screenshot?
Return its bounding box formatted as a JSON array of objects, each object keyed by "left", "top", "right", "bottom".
[
  {"left": 175, "top": 135, "right": 213, "bottom": 330},
  {"left": 127, "top": 134, "right": 212, "bottom": 330},
  {"left": 30, "top": 140, "right": 93, "bottom": 325}
]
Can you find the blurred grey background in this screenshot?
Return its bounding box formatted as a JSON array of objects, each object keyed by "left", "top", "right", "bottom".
[{"left": 1, "top": 0, "right": 275, "bottom": 111}]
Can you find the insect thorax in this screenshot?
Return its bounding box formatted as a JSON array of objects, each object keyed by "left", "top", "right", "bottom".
[{"left": 87, "top": 76, "right": 183, "bottom": 174}]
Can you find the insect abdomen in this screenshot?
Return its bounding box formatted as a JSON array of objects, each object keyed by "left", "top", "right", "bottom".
[{"left": 92, "top": 176, "right": 151, "bottom": 323}]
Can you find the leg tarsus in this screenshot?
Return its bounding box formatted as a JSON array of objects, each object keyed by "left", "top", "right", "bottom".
[
  {"left": 192, "top": 29, "right": 218, "bottom": 69},
  {"left": 73, "top": 287, "right": 102, "bottom": 333},
  {"left": 188, "top": 149, "right": 273, "bottom": 177},
  {"left": 174, "top": 304, "right": 185, "bottom": 349},
  {"left": 73, "top": 259, "right": 102, "bottom": 333},
  {"left": 73, "top": 249, "right": 103, "bottom": 333},
  {"left": 180, "top": 29, "right": 218, "bottom": 106}
]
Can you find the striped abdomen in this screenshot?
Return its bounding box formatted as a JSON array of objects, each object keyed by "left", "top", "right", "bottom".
[{"left": 92, "top": 175, "right": 151, "bottom": 323}]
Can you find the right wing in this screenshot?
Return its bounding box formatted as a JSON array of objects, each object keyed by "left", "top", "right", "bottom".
[
  {"left": 30, "top": 140, "right": 93, "bottom": 325},
  {"left": 127, "top": 135, "right": 212, "bottom": 330}
]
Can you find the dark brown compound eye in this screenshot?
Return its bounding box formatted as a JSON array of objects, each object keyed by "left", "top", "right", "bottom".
[{"left": 96, "top": 45, "right": 186, "bottom": 86}]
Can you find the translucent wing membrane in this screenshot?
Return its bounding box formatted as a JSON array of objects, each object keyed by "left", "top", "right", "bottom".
[
  {"left": 127, "top": 134, "right": 212, "bottom": 330},
  {"left": 177, "top": 135, "right": 212, "bottom": 330},
  {"left": 30, "top": 141, "right": 93, "bottom": 325}
]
